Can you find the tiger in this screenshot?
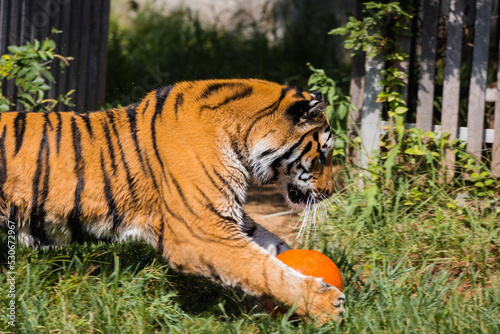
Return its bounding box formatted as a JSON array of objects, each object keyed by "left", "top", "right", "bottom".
[{"left": 0, "top": 79, "right": 345, "bottom": 322}]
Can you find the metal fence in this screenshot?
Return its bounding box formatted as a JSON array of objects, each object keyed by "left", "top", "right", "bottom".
[{"left": 0, "top": 0, "right": 110, "bottom": 112}]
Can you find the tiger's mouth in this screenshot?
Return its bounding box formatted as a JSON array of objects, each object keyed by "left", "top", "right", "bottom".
[{"left": 285, "top": 184, "right": 321, "bottom": 209}]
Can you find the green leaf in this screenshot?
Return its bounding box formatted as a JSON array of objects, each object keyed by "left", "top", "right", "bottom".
[
  {"left": 25, "top": 70, "right": 37, "bottom": 82},
  {"left": 484, "top": 179, "right": 494, "bottom": 186},
  {"left": 19, "top": 92, "right": 35, "bottom": 104},
  {"left": 334, "top": 139, "right": 345, "bottom": 149},
  {"left": 41, "top": 39, "right": 56, "bottom": 51},
  {"left": 38, "top": 51, "right": 48, "bottom": 61},
  {"left": 7, "top": 45, "right": 21, "bottom": 54},
  {"left": 337, "top": 104, "right": 348, "bottom": 119},
  {"left": 480, "top": 171, "right": 490, "bottom": 178},
  {"left": 21, "top": 82, "right": 31, "bottom": 91},
  {"left": 404, "top": 146, "right": 425, "bottom": 155},
  {"left": 325, "top": 105, "right": 334, "bottom": 120},
  {"left": 327, "top": 87, "right": 336, "bottom": 104},
  {"left": 394, "top": 106, "right": 408, "bottom": 114},
  {"left": 32, "top": 77, "right": 44, "bottom": 85}
]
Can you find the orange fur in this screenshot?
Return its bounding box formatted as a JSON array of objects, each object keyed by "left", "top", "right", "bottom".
[{"left": 0, "top": 79, "right": 344, "bottom": 322}]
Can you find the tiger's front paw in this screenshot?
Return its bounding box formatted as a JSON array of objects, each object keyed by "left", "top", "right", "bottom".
[
  {"left": 315, "top": 284, "right": 346, "bottom": 323},
  {"left": 300, "top": 278, "right": 346, "bottom": 324}
]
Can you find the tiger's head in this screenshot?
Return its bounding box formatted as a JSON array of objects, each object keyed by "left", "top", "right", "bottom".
[{"left": 249, "top": 88, "right": 336, "bottom": 210}]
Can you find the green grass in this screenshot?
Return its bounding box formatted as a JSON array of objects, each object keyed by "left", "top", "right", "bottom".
[{"left": 1, "top": 175, "right": 499, "bottom": 333}]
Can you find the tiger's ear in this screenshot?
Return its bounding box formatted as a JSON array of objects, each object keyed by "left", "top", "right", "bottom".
[
  {"left": 286, "top": 99, "right": 327, "bottom": 124},
  {"left": 310, "top": 91, "right": 324, "bottom": 102},
  {"left": 307, "top": 100, "right": 327, "bottom": 117}
]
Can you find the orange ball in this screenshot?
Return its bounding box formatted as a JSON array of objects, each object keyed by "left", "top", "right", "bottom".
[{"left": 277, "top": 249, "right": 344, "bottom": 291}]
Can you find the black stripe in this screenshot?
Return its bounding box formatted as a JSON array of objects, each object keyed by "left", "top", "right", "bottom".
[
  {"left": 55, "top": 112, "right": 62, "bottom": 154},
  {"left": 8, "top": 205, "right": 17, "bottom": 226},
  {"left": 205, "top": 204, "right": 240, "bottom": 230},
  {"left": 144, "top": 154, "right": 162, "bottom": 194},
  {"left": 199, "top": 86, "right": 253, "bottom": 115},
  {"left": 75, "top": 112, "right": 93, "bottom": 137},
  {"left": 270, "top": 131, "right": 313, "bottom": 178},
  {"left": 126, "top": 103, "right": 146, "bottom": 173},
  {"left": 190, "top": 186, "right": 242, "bottom": 240},
  {"left": 293, "top": 86, "right": 305, "bottom": 98},
  {"left": 13, "top": 112, "right": 27, "bottom": 155},
  {"left": 141, "top": 100, "right": 150, "bottom": 116},
  {"left": 30, "top": 119, "right": 51, "bottom": 246},
  {"left": 0, "top": 126, "right": 7, "bottom": 197},
  {"left": 194, "top": 185, "right": 212, "bottom": 204},
  {"left": 205, "top": 259, "right": 222, "bottom": 282},
  {"left": 255, "top": 86, "right": 294, "bottom": 118},
  {"left": 100, "top": 152, "right": 124, "bottom": 231},
  {"left": 108, "top": 114, "right": 141, "bottom": 204},
  {"left": 174, "top": 92, "right": 184, "bottom": 121},
  {"left": 212, "top": 168, "right": 242, "bottom": 205},
  {"left": 159, "top": 197, "right": 219, "bottom": 243},
  {"left": 101, "top": 121, "right": 117, "bottom": 173},
  {"left": 41, "top": 142, "right": 50, "bottom": 211},
  {"left": 197, "top": 157, "right": 233, "bottom": 202},
  {"left": 260, "top": 149, "right": 276, "bottom": 158},
  {"left": 154, "top": 86, "right": 173, "bottom": 117},
  {"left": 168, "top": 171, "right": 198, "bottom": 217},
  {"left": 286, "top": 142, "right": 313, "bottom": 175},
  {"left": 313, "top": 131, "right": 319, "bottom": 141},
  {"left": 198, "top": 82, "right": 244, "bottom": 100},
  {"left": 226, "top": 127, "right": 246, "bottom": 162},
  {"left": 68, "top": 117, "right": 85, "bottom": 243},
  {"left": 43, "top": 112, "right": 53, "bottom": 130},
  {"left": 242, "top": 86, "right": 293, "bottom": 148},
  {"left": 291, "top": 141, "right": 312, "bottom": 168},
  {"left": 157, "top": 219, "right": 165, "bottom": 253},
  {"left": 151, "top": 92, "right": 169, "bottom": 181}
]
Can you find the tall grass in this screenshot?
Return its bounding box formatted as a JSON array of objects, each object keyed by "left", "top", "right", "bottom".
[
  {"left": 1, "top": 170, "right": 498, "bottom": 333},
  {"left": 318, "top": 172, "right": 500, "bottom": 333}
]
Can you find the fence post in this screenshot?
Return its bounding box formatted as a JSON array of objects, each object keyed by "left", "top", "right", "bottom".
[
  {"left": 466, "top": 0, "right": 493, "bottom": 159},
  {"left": 359, "top": 53, "right": 384, "bottom": 172},
  {"left": 348, "top": 52, "right": 365, "bottom": 167},
  {"left": 493, "top": 17, "right": 500, "bottom": 177},
  {"left": 416, "top": 0, "right": 439, "bottom": 132},
  {"left": 347, "top": 0, "right": 365, "bottom": 168},
  {"left": 441, "top": 0, "right": 465, "bottom": 181}
]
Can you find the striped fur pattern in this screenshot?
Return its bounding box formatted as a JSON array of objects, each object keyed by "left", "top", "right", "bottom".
[{"left": 0, "top": 79, "right": 344, "bottom": 322}]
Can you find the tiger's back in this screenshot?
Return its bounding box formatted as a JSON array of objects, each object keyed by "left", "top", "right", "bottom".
[{"left": 0, "top": 79, "right": 345, "bottom": 322}]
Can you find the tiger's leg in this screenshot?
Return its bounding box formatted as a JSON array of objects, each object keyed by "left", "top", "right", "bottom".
[
  {"left": 163, "top": 221, "right": 345, "bottom": 323},
  {"left": 241, "top": 214, "right": 291, "bottom": 256}
]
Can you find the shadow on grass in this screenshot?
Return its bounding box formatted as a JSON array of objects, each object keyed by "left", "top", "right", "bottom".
[
  {"left": 0, "top": 232, "right": 362, "bottom": 323},
  {"left": 0, "top": 236, "right": 266, "bottom": 319}
]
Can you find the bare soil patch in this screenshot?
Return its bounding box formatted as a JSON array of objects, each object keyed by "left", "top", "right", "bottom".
[{"left": 243, "top": 184, "right": 301, "bottom": 246}]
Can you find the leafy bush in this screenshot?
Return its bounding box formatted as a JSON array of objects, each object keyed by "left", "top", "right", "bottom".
[
  {"left": 307, "top": 63, "right": 356, "bottom": 159},
  {"left": 319, "top": 1, "right": 499, "bottom": 205},
  {"left": 0, "top": 30, "right": 74, "bottom": 112},
  {"left": 106, "top": 0, "right": 348, "bottom": 105}
]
